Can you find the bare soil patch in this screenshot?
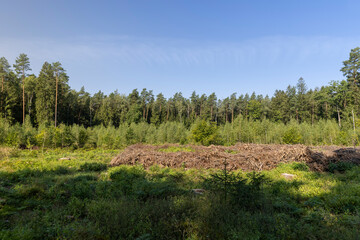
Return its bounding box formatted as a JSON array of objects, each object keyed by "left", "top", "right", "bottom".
[{"left": 110, "top": 143, "right": 360, "bottom": 171}]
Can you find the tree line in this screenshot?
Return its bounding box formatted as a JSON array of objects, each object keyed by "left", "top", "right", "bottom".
[{"left": 0, "top": 48, "right": 360, "bottom": 129}]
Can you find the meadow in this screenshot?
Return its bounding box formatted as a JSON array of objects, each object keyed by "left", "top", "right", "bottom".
[{"left": 1, "top": 147, "right": 360, "bottom": 240}]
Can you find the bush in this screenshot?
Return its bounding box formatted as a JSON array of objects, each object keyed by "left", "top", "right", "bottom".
[
  {"left": 335, "top": 131, "right": 351, "bottom": 146},
  {"left": 190, "top": 120, "right": 220, "bottom": 146},
  {"left": 79, "top": 162, "right": 108, "bottom": 172},
  {"left": 6, "top": 126, "right": 21, "bottom": 147},
  {"left": 109, "top": 166, "right": 146, "bottom": 195},
  {"left": 282, "top": 127, "right": 302, "bottom": 144},
  {"left": 204, "top": 163, "right": 269, "bottom": 210},
  {"left": 72, "top": 126, "right": 89, "bottom": 148},
  {"left": 328, "top": 161, "right": 355, "bottom": 173}
]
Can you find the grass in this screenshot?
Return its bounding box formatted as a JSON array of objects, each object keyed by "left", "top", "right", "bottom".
[
  {"left": 0, "top": 147, "right": 359, "bottom": 239},
  {"left": 224, "top": 149, "right": 239, "bottom": 154},
  {"left": 158, "top": 146, "right": 194, "bottom": 153}
]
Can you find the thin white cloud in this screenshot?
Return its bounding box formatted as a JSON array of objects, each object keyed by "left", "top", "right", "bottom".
[
  {"left": 0, "top": 34, "right": 359, "bottom": 94},
  {"left": 1, "top": 35, "right": 359, "bottom": 68}
]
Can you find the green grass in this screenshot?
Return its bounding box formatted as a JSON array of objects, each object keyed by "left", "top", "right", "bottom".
[
  {"left": 158, "top": 146, "right": 194, "bottom": 153},
  {"left": 0, "top": 148, "right": 359, "bottom": 239},
  {"left": 224, "top": 149, "right": 239, "bottom": 154}
]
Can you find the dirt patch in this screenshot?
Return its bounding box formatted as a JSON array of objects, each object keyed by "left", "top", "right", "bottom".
[{"left": 110, "top": 143, "right": 360, "bottom": 171}]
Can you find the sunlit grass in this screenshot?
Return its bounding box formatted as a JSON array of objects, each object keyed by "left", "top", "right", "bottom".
[
  {"left": 158, "top": 146, "right": 194, "bottom": 153},
  {"left": 0, "top": 148, "right": 359, "bottom": 239}
]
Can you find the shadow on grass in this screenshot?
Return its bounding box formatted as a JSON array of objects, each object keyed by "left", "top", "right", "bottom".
[{"left": 0, "top": 164, "right": 359, "bottom": 240}]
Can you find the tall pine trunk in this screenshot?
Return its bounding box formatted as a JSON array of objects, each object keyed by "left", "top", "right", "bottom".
[
  {"left": 231, "top": 108, "right": 234, "bottom": 126},
  {"left": 166, "top": 103, "right": 169, "bottom": 121},
  {"left": 225, "top": 108, "right": 228, "bottom": 122},
  {"left": 1, "top": 76, "right": 3, "bottom": 116},
  {"left": 146, "top": 106, "right": 150, "bottom": 122},
  {"left": 325, "top": 102, "right": 328, "bottom": 119},
  {"left": 311, "top": 104, "right": 314, "bottom": 125},
  {"left": 337, "top": 107, "right": 341, "bottom": 127},
  {"left": 55, "top": 73, "right": 58, "bottom": 127},
  {"left": 22, "top": 72, "right": 25, "bottom": 124},
  {"left": 143, "top": 105, "right": 146, "bottom": 120},
  {"left": 159, "top": 104, "right": 162, "bottom": 122},
  {"left": 239, "top": 112, "right": 241, "bottom": 141}
]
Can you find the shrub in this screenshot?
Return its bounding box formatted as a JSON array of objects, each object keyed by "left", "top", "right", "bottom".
[
  {"left": 190, "top": 120, "right": 220, "bottom": 146},
  {"left": 291, "top": 162, "right": 310, "bottom": 171},
  {"left": 335, "top": 131, "right": 351, "bottom": 146},
  {"left": 6, "top": 128, "right": 20, "bottom": 147},
  {"left": 79, "top": 162, "right": 108, "bottom": 172},
  {"left": 72, "top": 126, "right": 89, "bottom": 148},
  {"left": 125, "top": 127, "right": 136, "bottom": 145},
  {"left": 109, "top": 166, "right": 146, "bottom": 194},
  {"left": 282, "top": 127, "right": 302, "bottom": 144},
  {"left": 328, "top": 161, "right": 355, "bottom": 173},
  {"left": 204, "top": 162, "right": 269, "bottom": 210}
]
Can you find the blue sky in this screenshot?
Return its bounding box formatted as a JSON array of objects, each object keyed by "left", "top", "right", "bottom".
[{"left": 1, "top": 0, "right": 359, "bottom": 98}]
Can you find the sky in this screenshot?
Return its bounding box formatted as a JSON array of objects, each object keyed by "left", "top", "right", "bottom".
[{"left": 1, "top": 0, "right": 359, "bottom": 99}]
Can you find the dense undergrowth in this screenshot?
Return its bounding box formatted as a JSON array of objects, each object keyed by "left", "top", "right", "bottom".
[
  {"left": 0, "top": 148, "right": 359, "bottom": 239},
  {"left": 0, "top": 116, "right": 359, "bottom": 149}
]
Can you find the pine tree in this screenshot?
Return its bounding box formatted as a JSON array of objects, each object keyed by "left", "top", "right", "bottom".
[
  {"left": 341, "top": 47, "right": 360, "bottom": 85},
  {"left": 296, "top": 77, "right": 309, "bottom": 122},
  {"left": 0, "top": 57, "right": 11, "bottom": 116},
  {"left": 173, "top": 92, "right": 185, "bottom": 122},
  {"left": 151, "top": 93, "right": 166, "bottom": 125},
  {"left": 24, "top": 75, "right": 37, "bottom": 121},
  {"left": 0, "top": 57, "right": 10, "bottom": 92},
  {"left": 13, "top": 54, "right": 31, "bottom": 124},
  {"left": 3, "top": 72, "right": 21, "bottom": 122},
  {"left": 229, "top": 93, "right": 237, "bottom": 124},
  {"left": 190, "top": 91, "right": 199, "bottom": 120},
  {"left": 207, "top": 93, "right": 217, "bottom": 121},
  {"left": 52, "top": 62, "right": 65, "bottom": 127},
  {"left": 35, "top": 62, "right": 55, "bottom": 124},
  {"left": 126, "top": 89, "right": 142, "bottom": 124}
]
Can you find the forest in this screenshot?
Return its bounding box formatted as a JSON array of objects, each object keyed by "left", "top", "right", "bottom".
[
  {"left": 0, "top": 48, "right": 360, "bottom": 148},
  {"left": 2, "top": 49, "right": 360, "bottom": 240},
  {"left": 3, "top": 1, "right": 360, "bottom": 238}
]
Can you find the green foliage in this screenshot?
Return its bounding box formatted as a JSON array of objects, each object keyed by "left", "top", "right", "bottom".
[
  {"left": 282, "top": 126, "right": 302, "bottom": 144},
  {"left": 3, "top": 50, "right": 360, "bottom": 148},
  {"left": 72, "top": 125, "right": 88, "bottom": 148},
  {"left": 0, "top": 116, "right": 358, "bottom": 148},
  {"left": 109, "top": 165, "right": 146, "bottom": 194},
  {"left": 224, "top": 149, "right": 238, "bottom": 154},
  {"left": 5, "top": 125, "right": 20, "bottom": 147},
  {"left": 158, "top": 146, "right": 194, "bottom": 153},
  {"left": 0, "top": 148, "right": 360, "bottom": 239},
  {"left": 336, "top": 130, "right": 351, "bottom": 146},
  {"left": 3, "top": 49, "right": 360, "bottom": 143},
  {"left": 79, "top": 162, "right": 108, "bottom": 172},
  {"left": 125, "top": 127, "right": 136, "bottom": 145},
  {"left": 328, "top": 161, "right": 355, "bottom": 173},
  {"left": 3, "top": 46, "right": 360, "bottom": 239},
  {"left": 204, "top": 164, "right": 269, "bottom": 211},
  {"left": 291, "top": 162, "right": 310, "bottom": 171},
  {"left": 190, "top": 120, "right": 220, "bottom": 146}
]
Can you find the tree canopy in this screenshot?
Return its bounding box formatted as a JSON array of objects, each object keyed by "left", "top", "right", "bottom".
[{"left": 0, "top": 48, "right": 360, "bottom": 129}]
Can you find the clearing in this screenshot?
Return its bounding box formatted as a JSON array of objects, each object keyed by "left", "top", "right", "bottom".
[{"left": 111, "top": 143, "right": 360, "bottom": 171}]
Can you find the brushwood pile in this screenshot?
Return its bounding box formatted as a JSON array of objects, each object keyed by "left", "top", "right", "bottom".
[{"left": 111, "top": 143, "right": 360, "bottom": 171}]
